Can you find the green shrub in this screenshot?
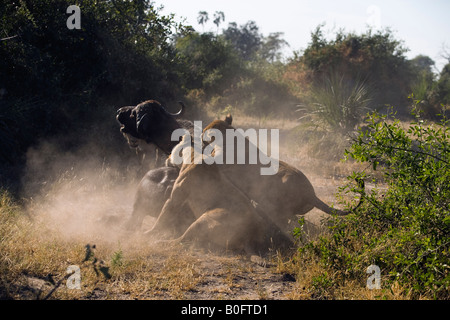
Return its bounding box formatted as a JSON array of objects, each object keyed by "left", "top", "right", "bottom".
[
  {"left": 292, "top": 25, "right": 412, "bottom": 113},
  {"left": 295, "top": 106, "right": 450, "bottom": 299}
]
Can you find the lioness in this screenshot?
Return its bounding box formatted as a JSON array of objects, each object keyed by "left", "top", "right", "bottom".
[
  {"left": 201, "top": 119, "right": 361, "bottom": 228},
  {"left": 144, "top": 134, "right": 293, "bottom": 255}
]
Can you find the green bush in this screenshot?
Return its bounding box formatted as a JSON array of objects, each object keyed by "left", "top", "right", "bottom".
[
  {"left": 296, "top": 106, "right": 450, "bottom": 299},
  {"left": 290, "top": 25, "right": 413, "bottom": 114}
]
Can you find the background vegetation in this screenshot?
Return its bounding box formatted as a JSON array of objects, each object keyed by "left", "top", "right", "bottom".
[
  {"left": 2, "top": 1, "right": 450, "bottom": 175},
  {"left": 1, "top": 0, "right": 449, "bottom": 299},
  {"left": 292, "top": 105, "right": 449, "bottom": 299}
]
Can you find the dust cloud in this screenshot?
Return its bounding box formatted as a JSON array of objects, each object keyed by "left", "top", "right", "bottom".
[{"left": 20, "top": 138, "right": 148, "bottom": 244}]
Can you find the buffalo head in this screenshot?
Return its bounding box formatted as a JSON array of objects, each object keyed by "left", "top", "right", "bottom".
[{"left": 116, "top": 99, "right": 188, "bottom": 155}]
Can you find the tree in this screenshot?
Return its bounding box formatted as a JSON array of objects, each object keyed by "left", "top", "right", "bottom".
[
  {"left": 435, "top": 45, "right": 450, "bottom": 106},
  {"left": 223, "top": 21, "right": 262, "bottom": 61},
  {"left": 440, "top": 43, "right": 450, "bottom": 64},
  {"left": 260, "top": 32, "right": 289, "bottom": 62},
  {"left": 436, "top": 62, "right": 450, "bottom": 105},
  {"left": 175, "top": 32, "right": 241, "bottom": 95},
  {"left": 213, "top": 11, "right": 225, "bottom": 34},
  {"left": 176, "top": 19, "right": 297, "bottom": 117},
  {"left": 0, "top": 0, "right": 186, "bottom": 167},
  {"left": 410, "top": 54, "right": 435, "bottom": 75},
  {"left": 197, "top": 11, "right": 209, "bottom": 32},
  {"left": 409, "top": 55, "right": 437, "bottom": 114}
]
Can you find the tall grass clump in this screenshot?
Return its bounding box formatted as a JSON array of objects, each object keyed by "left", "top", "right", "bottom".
[
  {"left": 297, "top": 73, "right": 372, "bottom": 132},
  {"left": 294, "top": 106, "right": 450, "bottom": 299}
]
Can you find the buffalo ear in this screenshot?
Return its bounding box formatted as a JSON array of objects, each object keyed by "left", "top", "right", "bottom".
[
  {"left": 136, "top": 112, "right": 152, "bottom": 140},
  {"left": 136, "top": 104, "right": 158, "bottom": 139}
]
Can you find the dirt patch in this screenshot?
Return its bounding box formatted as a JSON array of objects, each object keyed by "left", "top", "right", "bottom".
[{"left": 176, "top": 251, "right": 297, "bottom": 300}]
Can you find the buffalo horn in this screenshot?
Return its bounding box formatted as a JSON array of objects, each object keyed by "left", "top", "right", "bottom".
[{"left": 164, "top": 101, "right": 185, "bottom": 117}]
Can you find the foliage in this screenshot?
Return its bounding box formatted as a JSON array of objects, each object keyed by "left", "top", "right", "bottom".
[
  {"left": 175, "top": 32, "right": 242, "bottom": 95},
  {"left": 222, "top": 21, "right": 288, "bottom": 63},
  {"left": 175, "top": 23, "right": 296, "bottom": 117},
  {"left": 408, "top": 55, "right": 446, "bottom": 119},
  {"left": 409, "top": 55, "right": 435, "bottom": 98},
  {"left": 197, "top": 11, "right": 209, "bottom": 30},
  {"left": 259, "top": 32, "right": 289, "bottom": 63},
  {"left": 437, "top": 63, "right": 450, "bottom": 105},
  {"left": 0, "top": 0, "right": 184, "bottom": 100},
  {"left": 212, "top": 11, "right": 225, "bottom": 32},
  {"left": 218, "top": 71, "right": 296, "bottom": 117},
  {"left": 222, "top": 21, "right": 262, "bottom": 61},
  {"left": 111, "top": 248, "right": 124, "bottom": 268},
  {"left": 0, "top": 0, "right": 187, "bottom": 176},
  {"left": 297, "top": 72, "right": 372, "bottom": 131},
  {"left": 289, "top": 25, "right": 413, "bottom": 114},
  {"left": 295, "top": 106, "right": 450, "bottom": 298}
]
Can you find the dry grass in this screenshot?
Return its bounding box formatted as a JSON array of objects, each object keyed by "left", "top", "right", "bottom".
[
  {"left": 0, "top": 210, "right": 298, "bottom": 300},
  {"left": 274, "top": 251, "right": 416, "bottom": 300}
]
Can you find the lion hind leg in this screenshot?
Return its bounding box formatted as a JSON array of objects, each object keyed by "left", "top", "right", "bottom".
[{"left": 174, "top": 208, "right": 259, "bottom": 255}]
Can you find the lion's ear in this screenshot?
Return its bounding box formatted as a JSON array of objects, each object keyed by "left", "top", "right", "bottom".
[
  {"left": 130, "top": 108, "right": 136, "bottom": 118},
  {"left": 225, "top": 114, "right": 233, "bottom": 125}
]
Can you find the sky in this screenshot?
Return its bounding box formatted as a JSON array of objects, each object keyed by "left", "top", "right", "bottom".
[{"left": 156, "top": 0, "right": 450, "bottom": 72}]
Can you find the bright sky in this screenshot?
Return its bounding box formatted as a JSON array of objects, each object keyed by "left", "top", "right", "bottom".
[{"left": 156, "top": 0, "right": 450, "bottom": 72}]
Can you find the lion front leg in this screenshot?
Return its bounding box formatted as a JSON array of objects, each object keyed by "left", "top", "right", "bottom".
[{"left": 143, "top": 189, "right": 194, "bottom": 239}]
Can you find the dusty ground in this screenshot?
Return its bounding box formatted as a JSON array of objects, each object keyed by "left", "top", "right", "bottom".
[{"left": 9, "top": 240, "right": 299, "bottom": 300}]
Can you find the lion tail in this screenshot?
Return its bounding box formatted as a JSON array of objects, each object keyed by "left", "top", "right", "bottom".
[
  {"left": 312, "top": 196, "right": 348, "bottom": 216},
  {"left": 313, "top": 178, "right": 365, "bottom": 216}
]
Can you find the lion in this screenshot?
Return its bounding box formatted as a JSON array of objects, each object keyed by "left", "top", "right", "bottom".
[
  {"left": 200, "top": 119, "right": 363, "bottom": 229},
  {"left": 144, "top": 134, "right": 293, "bottom": 256}
]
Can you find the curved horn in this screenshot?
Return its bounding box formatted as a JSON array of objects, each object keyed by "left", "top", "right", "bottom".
[{"left": 165, "top": 101, "right": 185, "bottom": 117}]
